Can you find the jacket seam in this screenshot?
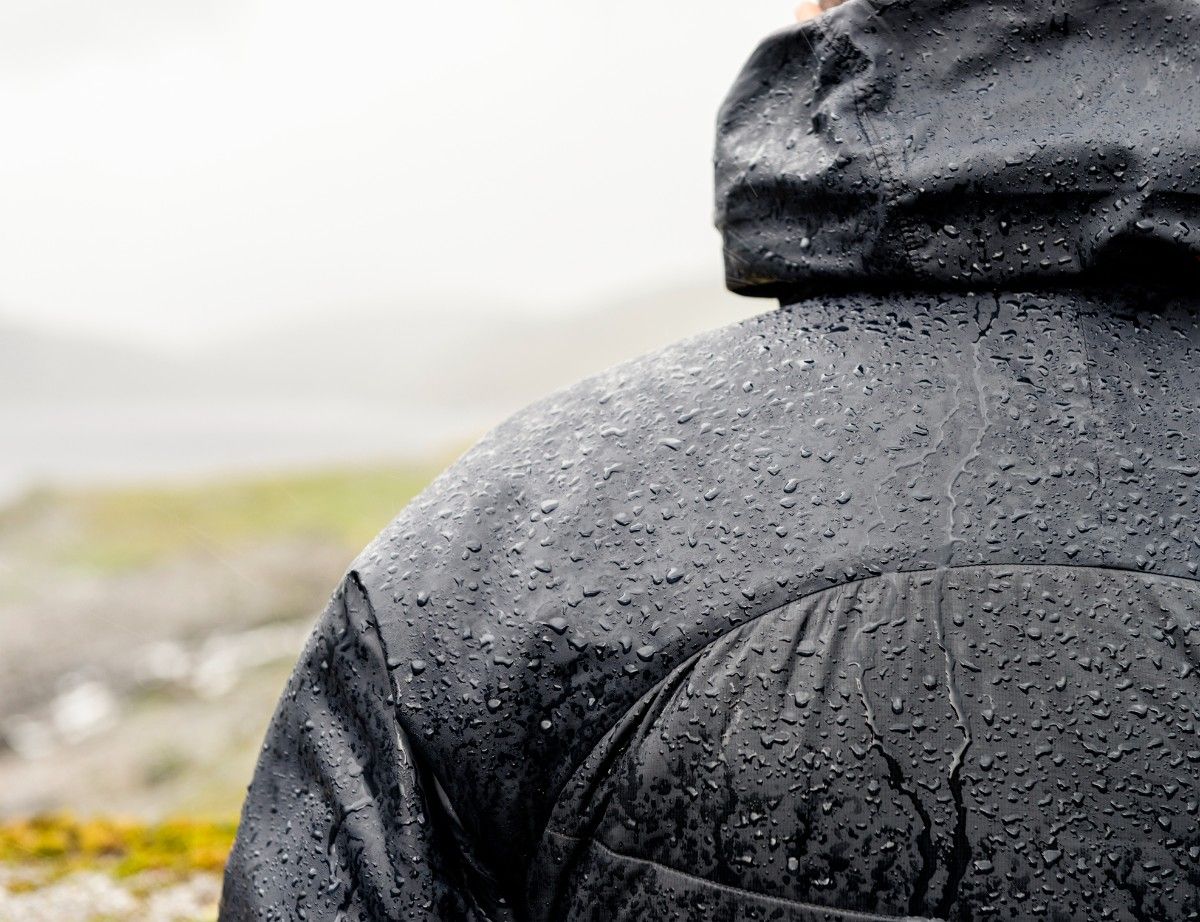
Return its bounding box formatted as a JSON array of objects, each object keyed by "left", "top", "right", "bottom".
[
  {"left": 572, "top": 560, "right": 1200, "bottom": 763},
  {"left": 547, "top": 830, "right": 932, "bottom": 922},
  {"left": 543, "top": 560, "right": 1200, "bottom": 917},
  {"left": 350, "top": 569, "right": 508, "bottom": 918},
  {"left": 672, "top": 560, "right": 1200, "bottom": 679}
]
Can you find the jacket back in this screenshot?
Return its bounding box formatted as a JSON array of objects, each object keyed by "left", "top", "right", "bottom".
[{"left": 222, "top": 1, "right": 1200, "bottom": 920}]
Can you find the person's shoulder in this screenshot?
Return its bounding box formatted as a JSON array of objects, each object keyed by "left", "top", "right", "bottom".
[
  {"left": 349, "top": 308, "right": 782, "bottom": 575},
  {"left": 493, "top": 308, "right": 784, "bottom": 441},
  {"left": 349, "top": 290, "right": 949, "bottom": 597}
]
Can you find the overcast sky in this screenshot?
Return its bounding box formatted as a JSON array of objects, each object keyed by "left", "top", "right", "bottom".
[{"left": 0, "top": 1, "right": 789, "bottom": 346}]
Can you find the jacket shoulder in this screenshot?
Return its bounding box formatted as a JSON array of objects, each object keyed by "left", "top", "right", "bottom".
[
  {"left": 356, "top": 308, "right": 785, "bottom": 582},
  {"left": 345, "top": 309, "right": 799, "bottom": 874}
]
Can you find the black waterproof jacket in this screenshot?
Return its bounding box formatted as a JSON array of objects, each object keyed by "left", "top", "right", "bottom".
[{"left": 221, "top": 0, "right": 1200, "bottom": 919}]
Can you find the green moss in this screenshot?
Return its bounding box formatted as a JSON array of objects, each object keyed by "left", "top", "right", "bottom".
[{"left": 0, "top": 814, "right": 238, "bottom": 879}]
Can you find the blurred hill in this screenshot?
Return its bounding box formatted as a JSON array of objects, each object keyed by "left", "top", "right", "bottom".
[{"left": 0, "top": 285, "right": 764, "bottom": 498}]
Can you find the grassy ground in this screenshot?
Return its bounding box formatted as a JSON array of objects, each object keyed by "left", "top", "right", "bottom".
[
  {"left": 2, "top": 462, "right": 444, "bottom": 573},
  {"left": 0, "top": 461, "right": 447, "bottom": 919},
  {"left": 0, "top": 815, "right": 236, "bottom": 879},
  {"left": 0, "top": 815, "right": 236, "bottom": 921}
]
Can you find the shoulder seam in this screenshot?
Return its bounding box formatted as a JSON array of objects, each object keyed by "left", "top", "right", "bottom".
[{"left": 548, "top": 830, "right": 934, "bottom": 922}]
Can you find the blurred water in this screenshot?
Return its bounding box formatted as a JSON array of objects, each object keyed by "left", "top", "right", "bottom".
[{"left": 0, "top": 285, "right": 762, "bottom": 503}]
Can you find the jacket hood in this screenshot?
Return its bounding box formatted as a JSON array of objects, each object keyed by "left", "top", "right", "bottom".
[{"left": 716, "top": 0, "right": 1200, "bottom": 296}]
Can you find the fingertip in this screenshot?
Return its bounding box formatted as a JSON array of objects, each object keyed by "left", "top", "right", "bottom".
[{"left": 794, "top": 2, "right": 822, "bottom": 23}]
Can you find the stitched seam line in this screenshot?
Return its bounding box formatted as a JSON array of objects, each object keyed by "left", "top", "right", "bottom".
[
  {"left": 673, "top": 560, "right": 1199, "bottom": 680},
  {"left": 548, "top": 830, "right": 933, "bottom": 922},
  {"left": 557, "top": 560, "right": 1200, "bottom": 779},
  {"left": 352, "top": 569, "right": 506, "bottom": 916}
]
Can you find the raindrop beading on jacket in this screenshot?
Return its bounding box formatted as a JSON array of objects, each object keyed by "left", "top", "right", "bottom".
[{"left": 222, "top": 0, "right": 1200, "bottom": 919}]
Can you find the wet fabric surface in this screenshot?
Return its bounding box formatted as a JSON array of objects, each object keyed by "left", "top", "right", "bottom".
[
  {"left": 221, "top": 0, "right": 1200, "bottom": 917},
  {"left": 538, "top": 565, "right": 1200, "bottom": 921},
  {"left": 715, "top": 0, "right": 1200, "bottom": 295}
]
